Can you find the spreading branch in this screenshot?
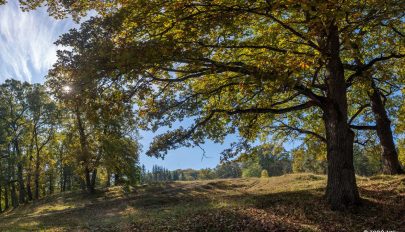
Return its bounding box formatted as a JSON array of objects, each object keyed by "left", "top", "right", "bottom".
[
  {"left": 212, "top": 101, "right": 316, "bottom": 115},
  {"left": 349, "top": 104, "right": 370, "bottom": 124},
  {"left": 350, "top": 125, "right": 377, "bottom": 130},
  {"left": 272, "top": 120, "right": 326, "bottom": 143},
  {"left": 346, "top": 53, "right": 405, "bottom": 86}
]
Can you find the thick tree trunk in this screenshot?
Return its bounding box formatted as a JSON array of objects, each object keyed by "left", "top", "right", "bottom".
[
  {"left": 75, "top": 106, "right": 96, "bottom": 194},
  {"left": 324, "top": 113, "right": 360, "bottom": 209},
  {"left": 369, "top": 81, "right": 404, "bottom": 174},
  {"left": 324, "top": 23, "right": 360, "bottom": 210}
]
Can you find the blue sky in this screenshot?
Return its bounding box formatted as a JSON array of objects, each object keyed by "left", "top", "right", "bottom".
[
  {"left": 0, "top": 1, "right": 232, "bottom": 171},
  {"left": 0, "top": 1, "right": 72, "bottom": 83}
]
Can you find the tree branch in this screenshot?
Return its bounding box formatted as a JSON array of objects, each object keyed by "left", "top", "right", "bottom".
[
  {"left": 212, "top": 101, "right": 316, "bottom": 115},
  {"left": 350, "top": 125, "right": 377, "bottom": 130},
  {"left": 349, "top": 104, "right": 370, "bottom": 124},
  {"left": 346, "top": 53, "right": 405, "bottom": 87},
  {"left": 194, "top": 42, "right": 314, "bottom": 56},
  {"left": 294, "top": 84, "right": 325, "bottom": 107},
  {"left": 272, "top": 121, "right": 326, "bottom": 143}
]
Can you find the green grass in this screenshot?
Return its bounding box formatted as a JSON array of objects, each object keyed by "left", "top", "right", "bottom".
[{"left": 0, "top": 173, "right": 404, "bottom": 231}]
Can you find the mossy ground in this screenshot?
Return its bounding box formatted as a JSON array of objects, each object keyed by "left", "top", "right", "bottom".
[{"left": 0, "top": 173, "right": 404, "bottom": 231}]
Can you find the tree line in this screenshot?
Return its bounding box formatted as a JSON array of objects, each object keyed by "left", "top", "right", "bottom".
[
  {"left": 0, "top": 80, "right": 140, "bottom": 212},
  {"left": 143, "top": 140, "right": 396, "bottom": 183}
]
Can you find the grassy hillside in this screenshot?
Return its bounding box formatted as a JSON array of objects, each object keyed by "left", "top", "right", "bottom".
[{"left": 0, "top": 173, "right": 404, "bottom": 231}]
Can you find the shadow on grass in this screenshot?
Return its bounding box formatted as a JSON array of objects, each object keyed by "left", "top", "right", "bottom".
[
  {"left": 226, "top": 186, "right": 404, "bottom": 232},
  {"left": 1, "top": 177, "right": 404, "bottom": 232}
]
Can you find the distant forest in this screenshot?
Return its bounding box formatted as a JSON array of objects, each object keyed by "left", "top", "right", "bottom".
[{"left": 143, "top": 142, "right": 389, "bottom": 183}]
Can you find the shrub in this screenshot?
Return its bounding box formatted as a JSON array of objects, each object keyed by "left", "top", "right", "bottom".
[{"left": 261, "top": 170, "right": 269, "bottom": 178}]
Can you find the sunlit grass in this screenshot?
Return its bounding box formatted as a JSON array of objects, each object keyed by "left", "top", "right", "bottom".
[
  {"left": 32, "top": 204, "right": 74, "bottom": 216},
  {"left": 0, "top": 173, "right": 403, "bottom": 231}
]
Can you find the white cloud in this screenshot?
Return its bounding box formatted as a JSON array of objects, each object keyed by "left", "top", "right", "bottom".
[{"left": 0, "top": 1, "right": 74, "bottom": 83}]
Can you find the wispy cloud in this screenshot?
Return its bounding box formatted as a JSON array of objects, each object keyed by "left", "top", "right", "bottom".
[{"left": 0, "top": 1, "right": 74, "bottom": 83}]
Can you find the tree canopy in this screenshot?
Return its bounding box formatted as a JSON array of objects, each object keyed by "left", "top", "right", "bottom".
[
  {"left": 0, "top": 0, "right": 403, "bottom": 211},
  {"left": 45, "top": 0, "right": 404, "bottom": 209}
]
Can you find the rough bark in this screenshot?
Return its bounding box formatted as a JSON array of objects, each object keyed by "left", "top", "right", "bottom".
[
  {"left": 369, "top": 80, "right": 404, "bottom": 174},
  {"left": 324, "top": 23, "right": 360, "bottom": 210}
]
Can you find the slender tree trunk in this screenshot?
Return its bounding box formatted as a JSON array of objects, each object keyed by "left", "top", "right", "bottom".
[
  {"left": 61, "top": 166, "right": 66, "bottom": 192},
  {"left": 34, "top": 149, "right": 40, "bottom": 200},
  {"left": 66, "top": 173, "right": 71, "bottom": 191},
  {"left": 34, "top": 131, "right": 40, "bottom": 200},
  {"left": 106, "top": 170, "right": 111, "bottom": 187},
  {"left": 63, "top": 166, "right": 71, "bottom": 192},
  {"left": 26, "top": 156, "right": 33, "bottom": 201},
  {"left": 9, "top": 157, "right": 18, "bottom": 208},
  {"left": 49, "top": 172, "right": 54, "bottom": 194},
  {"left": 369, "top": 80, "right": 404, "bottom": 174},
  {"left": 26, "top": 135, "right": 35, "bottom": 201},
  {"left": 13, "top": 140, "right": 25, "bottom": 204},
  {"left": 91, "top": 169, "right": 97, "bottom": 189},
  {"left": 67, "top": 172, "right": 72, "bottom": 191},
  {"left": 5, "top": 181, "right": 9, "bottom": 210},
  {"left": 11, "top": 181, "right": 18, "bottom": 208},
  {"left": 17, "top": 162, "right": 25, "bottom": 204},
  {"left": 324, "top": 23, "right": 360, "bottom": 210},
  {"left": 42, "top": 184, "right": 46, "bottom": 197},
  {"left": 114, "top": 173, "right": 121, "bottom": 185},
  {"left": 84, "top": 167, "right": 95, "bottom": 194},
  {"left": 0, "top": 184, "right": 2, "bottom": 212}
]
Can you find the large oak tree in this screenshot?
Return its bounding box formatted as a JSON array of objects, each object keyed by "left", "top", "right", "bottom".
[{"left": 42, "top": 1, "right": 404, "bottom": 209}]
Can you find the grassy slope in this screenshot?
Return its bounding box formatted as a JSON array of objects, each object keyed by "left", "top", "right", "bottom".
[{"left": 0, "top": 173, "right": 404, "bottom": 232}]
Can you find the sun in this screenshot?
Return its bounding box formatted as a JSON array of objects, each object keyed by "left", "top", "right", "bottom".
[{"left": 62, "top": 85, "right": 72, "bottom": 93}]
